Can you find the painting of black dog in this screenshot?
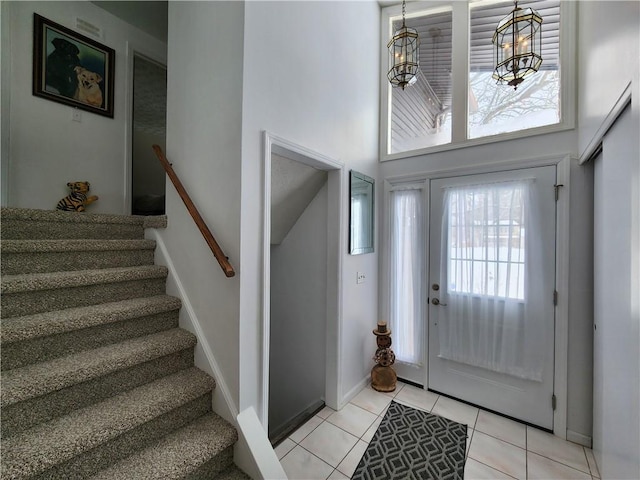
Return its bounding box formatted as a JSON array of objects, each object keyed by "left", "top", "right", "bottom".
[{"left": 45, "top": 37, "right": 81, "bottom": 97}]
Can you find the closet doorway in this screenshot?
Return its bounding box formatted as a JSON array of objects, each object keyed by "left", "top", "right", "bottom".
[{"left": 262, "top": 134, "right": 344, "bottom": 442}]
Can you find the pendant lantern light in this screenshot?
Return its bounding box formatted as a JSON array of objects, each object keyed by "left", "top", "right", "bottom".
[
  {"left": 492, "top": 0, "right": 543, "bottom": 90},
  {"left": 387, "top": 0, "right": 419, "bottom": 90}
]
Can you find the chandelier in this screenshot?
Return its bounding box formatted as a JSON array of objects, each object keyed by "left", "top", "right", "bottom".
[
  {"left": 387, "top": 0, "right": 419, "bottom": 90},
  {"left": 492, "top": 0, "right": 543, "bottom": 90}
]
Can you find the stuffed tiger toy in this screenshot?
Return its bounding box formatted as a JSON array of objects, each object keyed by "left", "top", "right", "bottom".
[{"left": 56, "top": 181, "right": 98, "bottom": 212}]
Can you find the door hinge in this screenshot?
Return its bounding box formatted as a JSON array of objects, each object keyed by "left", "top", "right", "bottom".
[
  {"left": 552, "top": 394, "right": 557, "bottom": 411},
  {"left": 554, "top": 184, "right": 564, "bottom": 201},
  {"left": 553, "top": 290, "right": 558, "bottom": 306}
]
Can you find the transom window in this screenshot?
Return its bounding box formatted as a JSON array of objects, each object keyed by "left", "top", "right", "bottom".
[{"left": 381, "top": 0, "right": 573, "bottom": 160}]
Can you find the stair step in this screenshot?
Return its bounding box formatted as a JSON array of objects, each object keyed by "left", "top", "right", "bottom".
[
  {"left": 90, "top": 412, "right": 239, "bottom": 480},
  {"left": 0, "top": 367, "right": 215, "bottom": 480},
  {"left": 2, "top": 328, "right": 196, "bottom": 407},
  {"left": 1, "top": 329, "right": 198, "bottom": 436},
  {"left": 0, "top": 207, "right": 153, "bottom": 240},
  {"left": 1, "top": 296, "right": 182, "bottom": 370},
  {"left": 1, "top": 239, "right": 157, "bottom": 274},
  {"left": 213, "top": 465, "right": 253, "bottom": 480},
  {"left": 1, "top": 265, "right": 168, "bottom": 317}
]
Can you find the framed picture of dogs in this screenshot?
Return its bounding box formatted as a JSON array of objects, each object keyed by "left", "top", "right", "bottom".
[{"left": 32, "top": 13, "right": 115, "bottom": 118}]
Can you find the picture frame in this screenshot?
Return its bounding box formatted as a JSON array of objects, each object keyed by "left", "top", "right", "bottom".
[{"left": 33, "top": 13, "right": 115, "bottom": 118}]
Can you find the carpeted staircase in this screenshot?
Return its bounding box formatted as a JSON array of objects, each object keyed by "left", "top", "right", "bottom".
[{"left": 0, "top": 207, "right": 250, "bottom": 480}]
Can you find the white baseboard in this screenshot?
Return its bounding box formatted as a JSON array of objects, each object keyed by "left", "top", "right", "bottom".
[
  {"left": 340, "top": 375, "right": 370, "bottom": 409},
  {"left": 566, "top": 429, "right": 592, "bottom": 448},
  {"left": 146, "top": 228, "right": 238, "bottom": 424}
]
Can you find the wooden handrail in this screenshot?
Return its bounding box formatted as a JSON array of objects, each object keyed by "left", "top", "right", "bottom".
[{"left": 152, "top": 145, "right": 235, "bottom": 278}]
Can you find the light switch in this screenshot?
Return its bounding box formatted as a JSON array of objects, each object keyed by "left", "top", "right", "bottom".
[
  {"left": 72, "top": 109, "right": 82, "bottom": 122},
  {"left": 357, "top": 272, "right": 365, "bottom": 284}
]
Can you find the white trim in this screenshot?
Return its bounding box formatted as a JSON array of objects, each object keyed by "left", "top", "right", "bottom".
[
  {"left": 327, "top": 167, "right": 346, "bottom": 410},
  {"left": 554, "top": 154, "right": 572, "bottom": 440},
  {"left": 578, "top": 81, "right": 632, "bottom": 165},
  {"left": 382, "top": 153, "right": 572, "bottom": 437},
  {"left": 567, "top": 429, "right": 592, "bottom": 448},
  {"left": 385, "top": 152, "right": 570, "bottom": 185},
  {"left": 379, "top": 0, "right": 577, "bottom": 162},
  {"left": 451, "top": 1, "right": 469, "bottom": 144},
  {"left": 124, "top": 42, "right": 134, "bottom": 215},
  {"left": 262, "top": 131, "right": 344, "bottom": 431},
  {"left": 146, "top": 228, "right": 238, "bottom": 423}
]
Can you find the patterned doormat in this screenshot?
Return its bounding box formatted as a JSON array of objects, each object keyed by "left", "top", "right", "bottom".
[{"left": 351, "top": 401, "right": 467, "bottom": 480}]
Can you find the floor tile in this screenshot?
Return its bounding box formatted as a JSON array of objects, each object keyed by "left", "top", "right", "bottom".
[
  {"left": 585, "top": 448, "right": 600, "bottom": 478},
  {"left": 475, "top": 410, "right": 526, "bottom": 448},
  {"left": 300, "top": 421, "right": 359, "bottom": 468},
  {"left": 431, "top": 396, "right": 479, "bottom": 428},
  {"left": 468, "top": 430, "right": 526, "bottom": 479},
  {"left": 316, "top": 406, "right": 336, "bottom": 419},
  {"left": 327, "top": 469, "right": 349, "bottom": 480},
  {"left": 350, "top": 386, "right": 392, "bottom": 415},
  {"left": 361, "top": 415, "right": 382, "bottom": 443},
  {"left": 274, "top": 438, "right": 296, "bottom": 460},
  {"left": 288, "top": 415, "right": 323, "bottom": 443},
  {"left": 466, "top": 428, "right": 474, "bottom": 456},
  {"left": 336, "top": 440, "right": 368, "bottom": 477},
  {"left": 527, "top": 427, "right": 590, "bottom": 474},
  {"left": 464, "top": 458, "right": 517, "bottom": 479},
  {"left": 326, "top": 403, "right": 377, "bottom": 437},
  {"left": 527, "top": 451, "right": 592, "bottom": 479},
  {"left": 394, "top": 384, "right": 438, "bottom": 412},
  {"left": 280, "top": 445, "right": 334, "bottom": 480}
]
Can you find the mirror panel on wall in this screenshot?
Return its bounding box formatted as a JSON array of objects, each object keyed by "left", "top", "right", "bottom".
[{"left": 349, "top": 170, "right": 374, "bottom": 255}]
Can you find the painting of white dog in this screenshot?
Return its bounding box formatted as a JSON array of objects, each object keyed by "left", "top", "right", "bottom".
[{"left": 73, "top": 66, "right": 103, "bottom": 107}]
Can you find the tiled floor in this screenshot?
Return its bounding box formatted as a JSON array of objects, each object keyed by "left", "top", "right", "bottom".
[{"left": 276, "top": 382, "right": 601, "bottom": 480}]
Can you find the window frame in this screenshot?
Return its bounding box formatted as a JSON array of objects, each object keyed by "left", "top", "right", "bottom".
[{"left": 379, "top": 0, "right": 576, "bottom": 162}]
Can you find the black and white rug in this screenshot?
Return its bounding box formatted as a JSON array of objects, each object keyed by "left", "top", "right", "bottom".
[{"left": 351, "top": 401, "right": 467, "bottom": 480}]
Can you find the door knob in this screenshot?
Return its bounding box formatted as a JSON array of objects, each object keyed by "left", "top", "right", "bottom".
[{"left": 431, "top": 298, "right": 447, "bottom": 306}]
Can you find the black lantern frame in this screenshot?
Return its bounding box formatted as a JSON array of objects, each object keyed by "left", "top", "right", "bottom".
[
  {"left": 492, "top": 1, "right": 543, "bottom": 90},
  {"left": 387, "top": 1, "right": 419, "bottom": 90}
]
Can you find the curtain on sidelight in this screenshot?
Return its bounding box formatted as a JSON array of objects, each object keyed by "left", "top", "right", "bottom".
[{"left": 390, "top": 189, "right": 424, "bottom": 366}]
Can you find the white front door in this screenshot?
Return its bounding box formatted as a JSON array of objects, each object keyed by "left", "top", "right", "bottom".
[{"left": 428, "top": 166, "right": 557, "bottom": 429}]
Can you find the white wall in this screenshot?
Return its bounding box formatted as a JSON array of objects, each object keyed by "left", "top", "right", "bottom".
[
  {"left": 269, "top": 183, "right": 328, "bottom": 437},
  {"left": 3, "top": 1, "right": 166, "bottom": 213},
  {"left": 240, "top": 1, "right": 381, "bottom": 416},
  {"left": 578, "top": 1, "right": 640, "bottom": 477},
  {"left": 165, "top": 1, "right": 245, "bottom": 409},
  {"left": 577, "top": 1, "right": 640, "bottom": 160}
]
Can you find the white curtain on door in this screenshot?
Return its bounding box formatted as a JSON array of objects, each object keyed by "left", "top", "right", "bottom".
[
  {"left": 438, "top": 180, "right": 546, "bottom": 381},
  {"left": 390, "top": 189, "right": 424, "bottom": 365}
]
